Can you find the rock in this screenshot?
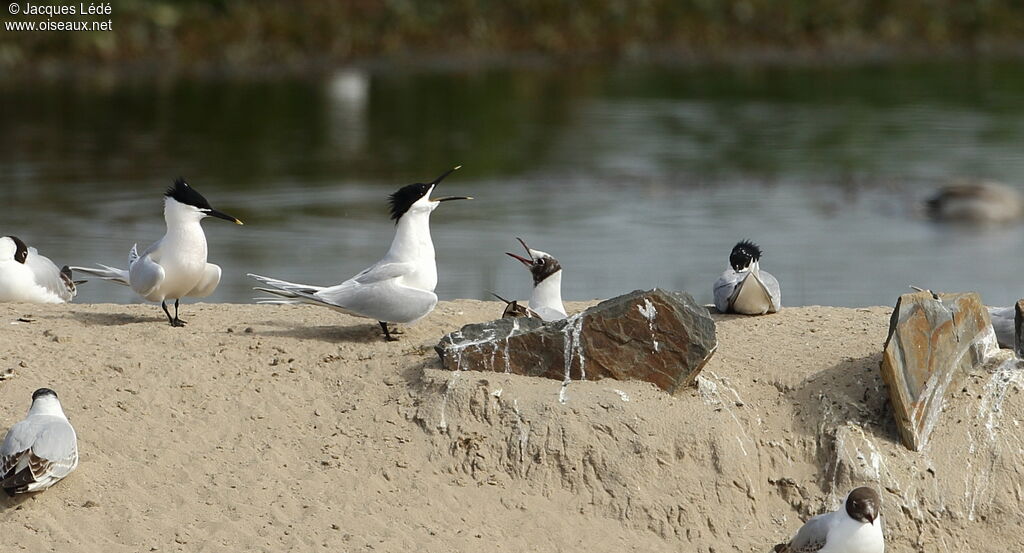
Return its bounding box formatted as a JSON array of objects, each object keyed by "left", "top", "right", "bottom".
[
  {"left": 1016, "top": 300, "right": 1024, "bottom": 358},
  {"left": 435, "top": 289, "right": 717, "bottom": 394},
  {"left": 880, "top": 291, "right": 999, "bottom": 451}
]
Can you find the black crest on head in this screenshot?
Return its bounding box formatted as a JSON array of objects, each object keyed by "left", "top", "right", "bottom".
[
  {"left": 31, "top": 388, "right": 57, "bottom": 401},
  {"left": 531, "top": 256, "right": 562, "bottom": 286},
  {"left": 388, "top": 182, "right": 432, "bottom": 222},
  {"left": 6, "top": 236, "right": 28, "bottom": 264},
  {"left": 165, "top": 178, "right": 213, "bottom": 210},
  {"left": 845, "top": 487, "right": 880, "bottom": 524},
  {"left": 729, "top": 239, "right": 762, "bottom": 271}
]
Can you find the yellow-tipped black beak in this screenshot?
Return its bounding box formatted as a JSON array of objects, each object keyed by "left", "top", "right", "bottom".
[
  {"left": 207, "top": 208, "right": 244, "bottom": 225},
  {"left": 431, "top": 165, "right": 462, "bottom": 185}
]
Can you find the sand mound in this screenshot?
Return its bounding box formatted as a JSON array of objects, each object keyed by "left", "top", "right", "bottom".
[{"left": 0, "top": 301, "right": 1020, "bottom": 552}]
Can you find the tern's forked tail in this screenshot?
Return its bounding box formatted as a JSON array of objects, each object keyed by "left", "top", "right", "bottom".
[
  {"left": 248, "top": 273, "right": 329, "bottom": 306},
  {"left": 67, "top": 265, "right": 130, "bottom": 287}
]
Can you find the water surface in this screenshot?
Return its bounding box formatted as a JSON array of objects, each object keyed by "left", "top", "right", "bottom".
[{"left": 2, "top": 61, "right": 1024, "bottom": 309}]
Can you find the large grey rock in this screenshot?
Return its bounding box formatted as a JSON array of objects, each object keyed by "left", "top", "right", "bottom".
[
  {"left": 435, "top": 289, "right": 717, "bottom": 394},
  {"left": 880, "top": 291, "right": 999, "bottom": 451},
  {"left": 1016, "top": 300, "right": 1024, "bottom": 358}
]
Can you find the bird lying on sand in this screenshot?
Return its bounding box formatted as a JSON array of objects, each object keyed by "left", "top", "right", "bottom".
[
  {"left": 1, "top": 388, "right": 78, "bottom": 495},
  {"left": 774, "top": 487, "right": 884, "bottom": 553},
  {"left": 0, "top": 236, "right": 81, "bottom": 304},
  {"left": 713, "top": 240, "right": 781, "bottom": 315}
]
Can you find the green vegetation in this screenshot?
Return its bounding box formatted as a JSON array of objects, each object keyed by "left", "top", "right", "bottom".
[{"left": 3, "top": 0, "right": 1024, "bottom": 74}]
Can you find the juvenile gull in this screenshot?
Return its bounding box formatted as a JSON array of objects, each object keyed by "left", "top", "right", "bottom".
[
  {"left": 491, "top": 292, "right": 540, "bottom": 319},
  {"left": 1, "top": 388, "right": 79, "bottom": 494}
]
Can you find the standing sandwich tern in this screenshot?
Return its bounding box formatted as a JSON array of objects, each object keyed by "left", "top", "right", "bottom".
[
  {"left": 72, "top": 178, "right": 243, "bottom": 326},
  {"left": 1, "top": 388, "right": 78, "bottom": 495},
  {"left": 713, "top": 240, "right": 781, "bottom": 315},
  {"left": 0, "top": 236, "right": 81, "bottom": 303},
  {"left": 774, "top": 487, "right": 884, "bottom": 553},
  {"left": 249, "top": 166, "right": 471, "bottom": 341},
  {"left": 505, "top": 237, "right": 566, "bottom": 321}
]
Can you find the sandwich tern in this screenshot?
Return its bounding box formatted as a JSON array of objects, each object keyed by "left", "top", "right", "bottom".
[
  {"left": 72, "top": 178, "right": 243, "bottom": 326},
  {"left": 504, "top": 237, "right": 566, "bottom": 321},
  {"left": 0, "top": 236, "right": 81, "bottom": 303},
  {"left": 774, "top": 487, "right": 884, "bottom": 553},
  {"left": 249, "top": 166, "right": 471, "bottom": 341},
  {"left": 1, "top": 388, "right": 78, "bottom": 495},
  {"left": 713, "top": 240, "right": 781, "bottom": 315}
]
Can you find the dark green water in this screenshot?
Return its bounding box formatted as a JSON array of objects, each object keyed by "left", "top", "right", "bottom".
[{"left": 2, "top": 61, "right": 1023, "bottom": 308}]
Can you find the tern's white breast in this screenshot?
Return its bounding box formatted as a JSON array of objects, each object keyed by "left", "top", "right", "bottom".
[{"left": 146, "top": 224, "right": 209, "bottom": 300}]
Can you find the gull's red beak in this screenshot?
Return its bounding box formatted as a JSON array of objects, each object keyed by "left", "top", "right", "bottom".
[{"left": 505, "top": 237, "right": 535, "bottom": 267}]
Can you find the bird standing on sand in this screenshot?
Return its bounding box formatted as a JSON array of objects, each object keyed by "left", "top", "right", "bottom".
[
  {"left": 72, "top": 179, "right": 244, "bottom": 327},
  {"left": 0, "top": 236, "right": 81, "bottom": 303},
  {"left": 774, "top": 487, "right": 884, "bottom": 553},
  {"left": 713, "top": 240, "right": 781, "bottom": 315},
  {"left": 1, "top": 388, "right": 78, "bottom": 494},
  {"left": 504, "top": 237, "right": 566, "bottom": 321},
  {"left": 249, "top": 166, "right": 472, "bottom": 341}
]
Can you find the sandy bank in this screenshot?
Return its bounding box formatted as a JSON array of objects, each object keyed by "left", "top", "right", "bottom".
[{"left": 0, "top": 300, "right": 1020, "bottom": 552}]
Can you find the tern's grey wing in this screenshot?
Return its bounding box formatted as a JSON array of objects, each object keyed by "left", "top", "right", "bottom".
[
  {"left": 349, "top": 261, "right": 417, "bottom": 285},
  {"left": 138, "top": 237, "right": 163, "bottom": 260},
  {"left": 128, "top": 254, "right": 165, "bottom": 298},
  {"left": 713, "top": 270, "right": 742, "bottom": 313},
  {"left": 988, "top": 306, "right": 1015, "bottom": 349},
  {"left": 315, "top": 279, "right": 438, "bottom": 323},
  {"left": 760, "top": 270, "right": 782, "bottom": 312},
  {"left": 25, "top": 248, "right": 73, "bottom": 302},
  {"left": 186, "top": 263, "right": 221, "bottom": 298},
  {"left": 777, "top": 512, "right": 833, "bottom": 553}
]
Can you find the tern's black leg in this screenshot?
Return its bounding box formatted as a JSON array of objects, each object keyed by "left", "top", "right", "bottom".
[
  {"left": 172, "top": 299, "right": 187, "bottom": 326},
  {"left": 379, "top": 321, "right": 399, "bottom": 342},
  {"left": 161, "top": 301, "right": 175, "bottom": 326}
]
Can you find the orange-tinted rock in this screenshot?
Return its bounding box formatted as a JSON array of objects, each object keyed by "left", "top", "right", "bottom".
[
  {"left": 880, "top": 291, "right": 999, "bottom": 451},
  {"left": 435, "top": 289, "right": 717, "bottom": 394}
]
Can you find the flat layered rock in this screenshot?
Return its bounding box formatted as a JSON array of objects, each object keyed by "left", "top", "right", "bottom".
[
  {"left": 880, "top": 291, "right": 999, "bottom": 451},
  {"left": 435, "top": 289, "right": 717, "bottom": 394}
]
